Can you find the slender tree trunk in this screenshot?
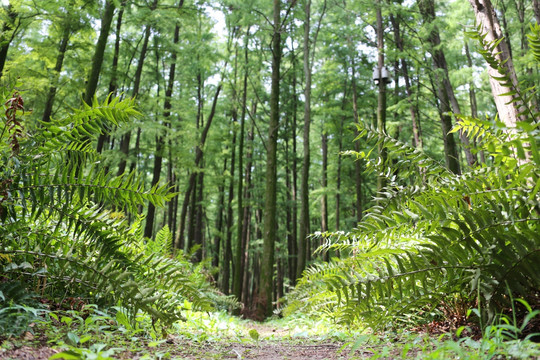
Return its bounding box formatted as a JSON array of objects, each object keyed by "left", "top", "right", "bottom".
[
  {"left": 193, "top": 171, "right": 205, "bottom": 261},
  {"left": 213, "top": 157, "right": 227, "bottom": 282},
  {"left": 97, "top": 1, "right": 126, "bottom": 153},
  {"left": 117, "top": 8, "right": 154, "bottom": 176},
  {"left": 419, "top": 0, "right": 465, "bottom": 173},
  {"left": 464, "top": 42, "right": 485, "bottom": 164},
  {"left": 375, "top": 0, "right": 388, "bottom": 192},
  {"left": 241, "top": 120, "right": 255, "bottom": 305},
  {"left": 321, "top": 130, "right": 329, "bottom": 261},
  {"left": 233, "top": 27, "right": 250, "bottom": 302},
  {"left": 389, "top": 12, "right": 422, "bottom": 150},
  {"left": 223, "top": 129, "right": 237, "bottom": 294},
  {"left": 144, "top": 0, "right": 183, "bottom": 238},
  {"left": 297, "top": 0, "right": 312, "bottom": 280},
  {"left": 83, "top": 0, "right": 115, "bottom": 105},
  {"left": 259, "top": 0, "right": 281, "bottom": 318},
  {"left": 174, "top": 83, "right": 223, "bottom": 249},
  {"left": 335, "top": 110, "right": 344, "bottom": 230},
  {"left": 42, "top": 26, "right": 71, "bottom": 122},
  {"left": 289, "top": 46, "right": 299, "bottom": 285},
  {"left": 351, "top": 63, "right": 363, "bottom": 223},
  {"left": 320, "top": 131, "right": 328, "bottom": 233},
  {"left": 534, "top": 0, "right": 540, "bottom": 25}
]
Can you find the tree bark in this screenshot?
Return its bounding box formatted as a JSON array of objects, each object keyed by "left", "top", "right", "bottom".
[
  {"left": 297, "top": 0, "right": 312, "bottom": 280},
  {"left": 174, "top": 83, "right": 223, "bottom": 249},
  {"left": 42, "top": 25, "right": 71, "bottom": 122},
  {"left": 351, "top": 61, "right": 363, "bottom": 224},
  {"left": 233, "top": 27, "right": 250, "bottom": 302},
  {"left": 97, "top": 1, "right": 126, "bottom": 153},
  {"left": 117, "top": 1, "right": 156, "bottom": 176},
  {"left": 534, "top": 0, "right": 540, "bottom": 25},
  {"left": 144, "top": 0, "right": 183, "bottom": 239},
  {"left": 241, "top": 120, "right": 255, "bottom": 305},
  {"left": 259, "top": 0, "right": 281, "bottom": 318},
  {"left": 389, "top": 12, "right": 422, "bottom": 150},
  {"left": 375, "top": 0, "right": 388, "bottom": 192},
  {"left": 83, "top": 0, "right": 115, "bottom": 105},
  {"left": 467, "top": 0, "right": 525, "bottom": 128},
  {"left": 213, "top": 157, "right": 227, "bottom": 284},
  {"left": 419, "top": 0, "right": 468, "bottom": 173},
  {"left": 0, "top": 4, "right": 17, "bottom": 79}
]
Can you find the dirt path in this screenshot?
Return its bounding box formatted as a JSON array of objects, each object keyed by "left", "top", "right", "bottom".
[{"left": 0, "top": 323, "right": 373, "bottom": 360}]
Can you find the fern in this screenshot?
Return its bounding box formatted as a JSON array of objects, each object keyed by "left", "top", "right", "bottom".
[
  {"left": 287, "top": 31, "right": 540, "bottom": 327},
  {"left": 0, "top": 86, "right": 209, "bottom": 327}
]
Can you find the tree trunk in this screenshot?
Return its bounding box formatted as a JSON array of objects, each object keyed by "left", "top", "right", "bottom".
[
  {"left": 174, "top": 83, "right": 223, "bottom": 249},
  {"left": 297, "top": 0, "right": 312, "bottom": 280},
  {"left": 375, "top": 1, "right": 388, "bottom": 192},
  {"left": 464, "top": 42, "right": 485, "bottom": 164},
  {"left": 467, "top": 0, "right": 525, "bottom": 128},
  {"left": 83, "top": 0, "right": 115, "bottom": 105},
  {"left": 144, "top": 0, "right": 183, "bottom": 238},
  {"left": 241, "top": 120, "right": 255, "bottom": 305},
  {"left": 321, "top": 130, "right": 329, "bottom": 261},
  {"left": 213, "top": 157, "right": 227, "bottom": 283},
  {"left": 117, "top": 4, "right": 155, "bottom": 176},
  {"left": 223, "top": 128, "right": 237, "bottom": 294},
  {"left": 0, "top": 4, "right": 17, "bottom": 79},
  {"left": 534, "top": 0, "right": 540, "bottom": 25},
  {"left": 233, "top": 27, "right": 250, "bottom": 302},
  {"left": 259, "top": 0, "right": 281, "bottom": 318},
  {"left": 42, "top": 25, "right": 71, "bottom": 123},
  {"left": 419, "top": 0, "right": 467, "bottom": 173},
  {"left": 351, "top": 62, "right": 363, "bottom": 223},
  {"left": 97, "top": 1, "right": 126, "bottom": 153},
  {"left": 389, "top": 12, "right": 422, "bottom": 150}
]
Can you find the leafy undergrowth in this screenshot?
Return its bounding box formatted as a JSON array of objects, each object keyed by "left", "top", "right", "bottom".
[{"left": 0, "top": 302, "right": 539, "bottom": 359}]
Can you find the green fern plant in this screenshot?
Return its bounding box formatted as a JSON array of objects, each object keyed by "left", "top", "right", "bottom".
[
  {"left": 285, "top": 27, "right": 540, "bottom": 329},
  {"left": 0, "top": 83, "right": 211, "bottom": 327}
]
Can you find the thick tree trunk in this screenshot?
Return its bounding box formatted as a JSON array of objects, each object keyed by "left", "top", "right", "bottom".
[
  {"left": 0, "top": 4, "right": 17, "bottom": 79},
  {"left": 467, "top": 0, "right": 525, "bottom": 128},
  {"left": 259, "top": 0, "right": 281, "bottom": 318}
]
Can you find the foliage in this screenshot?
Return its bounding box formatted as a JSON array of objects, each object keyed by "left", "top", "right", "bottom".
[
  {"left": 0, "top": 82, "right": 212, "bottom": 328},
  {"left": 285, "top": 27, "right": 540, "bottom": 329}
]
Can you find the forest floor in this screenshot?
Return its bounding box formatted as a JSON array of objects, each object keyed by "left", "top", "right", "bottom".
[
  {"left": 1, "top": 309, "right": 539, "bottom": 359},
  {"left": 0, "top": 310, "right": 414, "bottom": 360}
]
